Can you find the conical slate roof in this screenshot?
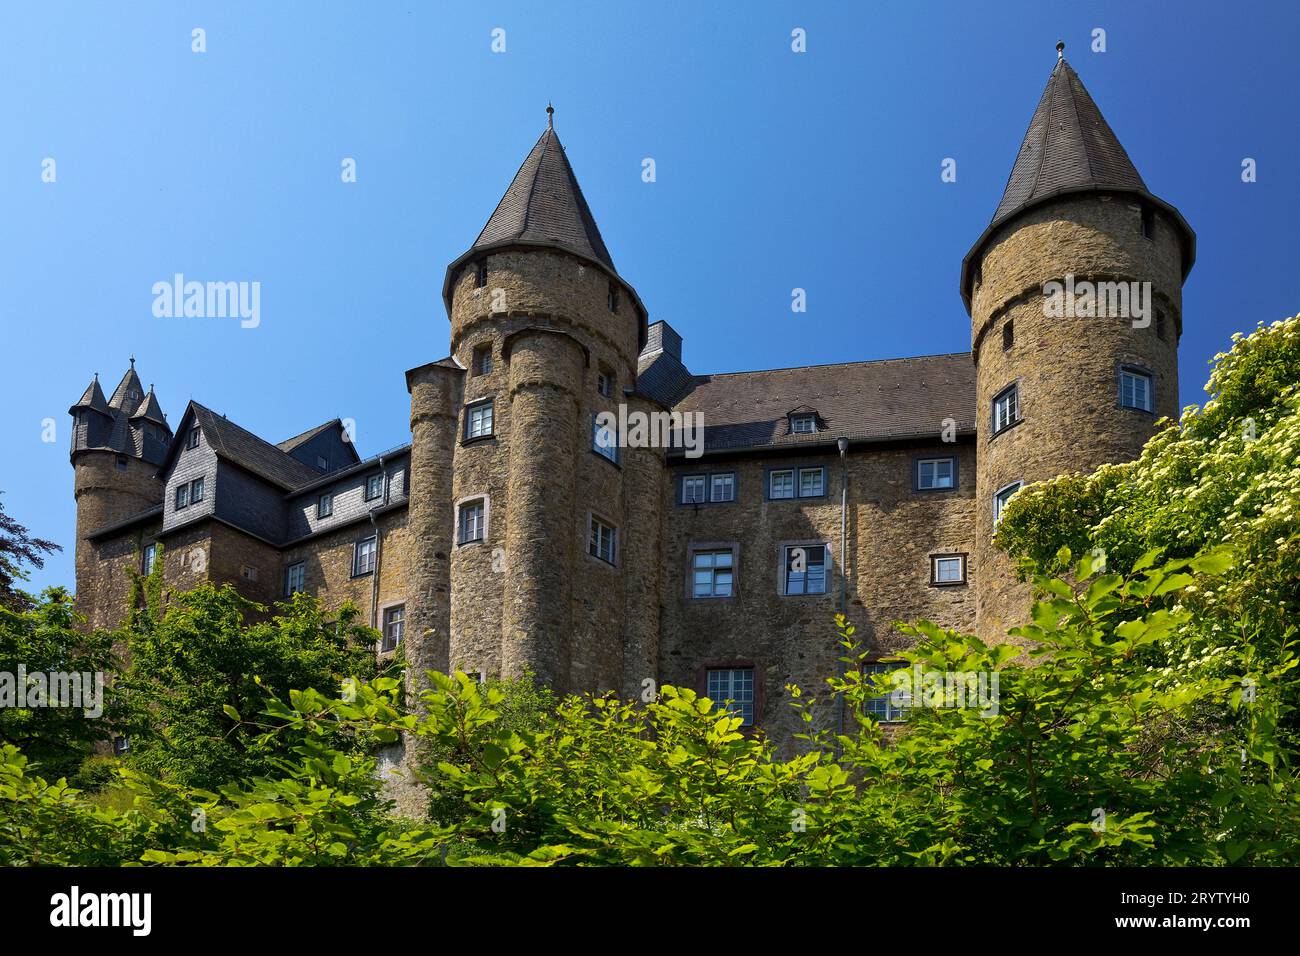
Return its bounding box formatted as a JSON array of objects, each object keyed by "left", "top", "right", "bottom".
[
  {"left": 107, "top": 364, "right": 145, "bottom": 414},
  {"left": 471, "top": 125, "right": 615, "bottom": 270},
  {"left": 130, "top": 387, "right": 169, "bottom": 428},
  {"left": 990, "top": 56, "right": 1147, "bottom": 227},
  {"left": 70, "top": 376, "right": 111, "bottom": 416},
  {"left": 960, "top": 52, "right": 1195, "bottom": 311}
]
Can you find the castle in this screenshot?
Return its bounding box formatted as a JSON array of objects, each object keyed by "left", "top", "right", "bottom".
[{"left": 69, "top": 49, "right": 1193, "bottom": 750}]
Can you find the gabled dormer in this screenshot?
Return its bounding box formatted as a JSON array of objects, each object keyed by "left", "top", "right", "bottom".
[{"left": 786, "top": 406, "right": 824, "bottom": 436}]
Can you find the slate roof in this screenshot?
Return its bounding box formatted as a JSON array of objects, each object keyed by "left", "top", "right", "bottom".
[
  {"left": 668, "top": 352, "right": 976, "bottom": 455},
  {"left": 472, "top": 126, "right": 615, "bottom": 271},
  {"left": 188, "top": 402, "right": 324, "bottom": 490},
  {"left": 70, "top": 376, "right": 111, "bottom": 416},
  {"left": 277, "top": 419, "right": 340, "bottom": 454},
  {"left": 960, "top": 54, "right": 1195, "bottom": 309},
  {"left": 107, "top": 366, "right": 145, "bottom": 415},
  {"left": 130, "top": 388, "right": 167, "bottom": 425}
]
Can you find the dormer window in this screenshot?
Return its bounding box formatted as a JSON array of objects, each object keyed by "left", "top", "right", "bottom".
[{"left": 790, "top": 414, "right": 817, "bottom": 435}]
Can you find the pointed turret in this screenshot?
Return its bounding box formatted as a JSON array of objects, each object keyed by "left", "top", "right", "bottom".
[
  {"left": 107, "top": 359, "right": 146, "bottom": 416},
  {"left": 961, "top": 48, "right": 1195, "bottom": 309},
  {"left": 130, "top": 386, "right": 168, "bottom": 427},
  {"left": 69, "top": 374, "right": 111, "bottom": 417}
]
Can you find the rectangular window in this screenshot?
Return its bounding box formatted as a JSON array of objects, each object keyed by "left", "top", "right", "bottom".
[
  {"left": 592, "top": 414, "right": 619, "bottom": 463},
  {"left": 473, "top": 344, "right": 492, "bottom": 376},
  {"left": 769, "top": 469, "right": 795, "bottom": 499},
  {"left": 318, "top": 493, "right": 333, "bottom": 518},
  {"left": 682, "top": 475, "right": 706, "bottom": 504},
  {"left": 710, "top": 473, "right": 735, "bottom": 503},
  {"left": 706, "top": 667, "right": 755, "bottom": 725},
  {"left": 1119, "top": 367, "right": 1153, "bottom": 412},
  {"left": 241, "top": 565, "right": 258, "bottom": 582},
  {"left": 865, "top": 662, "right": 907, "bottom": 722},
  {"left": 474, "top": 259, "right": 487, "bottom": 288},
  {"left": 142, "top": 543, "right": 157, "bottom": 576},
  {"left": 382, "top": 605, "right": 405, "bottom": 653},
  {"left": 316, "top": 454, "right": 329, "bottom": 470},
  {"left": 1140, "top": 206, "right": 1154, "bottom": 240},
  {"left": 190, "top": 477, "right": 204, "bottom": 503},
  {"left": 589, "top": 516, "right": 617, "bottom": 565},
  {"left": 597, "top": 370, "right": 613, "bottom": 398},
  {"left": 1002, "top": 320, "right": 1014, "bottom": 351},
  {"left": 285, "top": 562, "right": 305, "bottom": 596},
  {"left": 692, "top": 549, "right": 734, "bottom": 598},
  {"left": 353, "top": 536, "right": 377, "bottom": 576},
  {"left": 365, "top": 473, "right": 384, "bottom": 501},
  {"left": 607, "top": 281, "right": 620, "bottom": 313},
  {"left": 917, "top": 457, "right": 955, "bottom": 490},
  {"left": 1156, "top": 312, "right": 1167, "bottom": 341},
  {"left": 116, "top": 455, "right": 128, "bottom": 471},
  {"left": 993, "top": 480, "right": 1024, "bottom": 526},
  {"left": 790, "top": 414, "right": 816, "bottom": 434},
  {"left": 458, "top": 499, "right": 485, "bottom": 545},
  {"left": 993, "top": 384, "right": 1019, "bottom": 434},
  {"left": 187, "top": 426, "right": 200, "bottom": 450},
  {"left": 798, "top": 467, "right": 824, "bottom": 498},
  {"left": 783, "top": 544, "right": 827, "bottom": 595},
  {"left": 175, "top": 483, "right": 189, "bottom": 510},
  {"left": 466, "top": 400, "right": 494, "bottom": 440},
  {"left": 930, "top": 554, "right": 966, "bottom": 585}
]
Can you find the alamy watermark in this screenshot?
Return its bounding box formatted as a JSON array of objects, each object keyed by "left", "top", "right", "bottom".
[
  {"left": 1042, "top": 273, "right": 1152, "bottom": 328},
  {"left": 152, "top": 274, "right": 261, "bottom": 328},
  {"left": 887, "top": 665, "right": 1000, "bottom": 718},
  {"left": 0, "top": 666, "right": 104, "bottom": 718},
  {"left": 595, "top": 404, "right": 704, "bottom": 459}
]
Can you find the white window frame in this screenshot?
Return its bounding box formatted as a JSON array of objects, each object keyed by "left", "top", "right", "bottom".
[
  {"left": 710, "top": 473, "right": 735, "bottom": 503},
  {"left": 930, "top": 554, "right": 966, "bottom": 585},
  {"left": 706, "top": 667, "right": 755, "bottom": 725},
  {"left": 1119, "top": 367, "right": 1153, "bottom": 412},
  {"left": 865, "top": 662, "right": 908, "bottom": 722},
  {"left": 681, "top": 474, "right": 706, "bottom": 504},
  {"left": 465, "top": 400, "right": 494, "bottom": 440},
  {"left": 993, "top": 480, "right": 1024, "bottom": 526},
  {"left": 589, "top": 515, "right": 617, "bottom": 565},
  {"left": 790, "top": 414, "right": 816, "bottom": 434},
  {"left": 592, "top": 414, "right": 619, "bottom": 464},
  {"left": 186, "top": 426, "right": 200, "bottom": 450},
  {"left": 782, "top": 543, "right": 829, "bottom": 596},
  {"left": 175, "top": 483, "right": 189, "bottom": 510},
  {"left": 917, "top": 457, "right": 955, "bottom": 490},
  {"left": 381, "top": 604, "right": 405, "bottom": 653},
  {"left": 353, "top": 536, "right": 377, "bottom": 576},
  {"left": 457, "top": 498, "right": 486, "bottom": 545},
  {"left": 190, "top": 476, "right": 204, "bottom": 503},
  {"left": 993, "top": 384, "right": 1019, "bottom": 434},
  {"left": 143, "top": 543, "right": 157, "bottom": 576},
  {"left": 318, "top": 493, "right": 333, "bottom": 518},
  {"left": 798, "top": 467, "right": 825, "bottom": 498},
  {"left": 769, "top": 469, "right": 795, "bottom": 499},
  {"left": 692, "top": 548, "right": 735, "bottom": 599},
  {"left": 285, "top": 562, "right": 305, "bottom": 596}
]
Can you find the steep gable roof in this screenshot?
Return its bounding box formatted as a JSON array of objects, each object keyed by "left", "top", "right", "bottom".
[
  {"left": 670, "top": 353, "right": 976, "bottom": 455},
  {"left": 161, "top": 402, "right": 324, "bottom": 490},
  {"left": 70, "top": 376, "right": 111, "bottom": 416}
]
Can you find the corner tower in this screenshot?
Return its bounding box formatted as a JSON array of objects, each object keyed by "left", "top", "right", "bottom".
[
  {"left": 69, "top": 360, "right": 171, "bottom": 623},
  {"left": 407, "top": 108, "right": 661, "bottom": 696},
  {"left": 963, "top": 46, "right": 1195, "bottom": 641}
]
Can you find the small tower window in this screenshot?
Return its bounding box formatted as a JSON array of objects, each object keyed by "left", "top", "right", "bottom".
[
  {"left": 1002, "top": 320, "right": 1014, "bottom": 351},
  {"left": 116, "top": 455, "right": 128, "bottom": 471},
  {"left": 993, "top": 384, "right": 1019, "bottom": 434},
  {"left": 465, "top": 400, "right": 494, "bottom": 440},
  {"left": 1156, "top": 311, "right": 1167, "bottom": 341},
  {"left": 597, "top": 368, "right": 613, "bottom": 398},
  {"left": 1140, "top": 207, "right": 1154, "bottom": 240},
  {"left": 607, "top": 282, "right": 620, "bottom": 313},
  {"left": 474, "top": 260, "right": 488, "bottom": 288},
  {"left": 473, "top": 344, "right": 493, "bottom": 376},
  {"left": 1119, "top": 366, "right": 1154, "bottom": 412}
]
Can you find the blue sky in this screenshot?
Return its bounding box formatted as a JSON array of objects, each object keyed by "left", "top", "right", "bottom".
[{"left": 2, "top": 0, "right": 1297, "bottom": 593}]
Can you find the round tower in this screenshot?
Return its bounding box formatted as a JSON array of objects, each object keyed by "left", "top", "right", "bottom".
[
  {"left": 434, "top": 109, "right": 657, "bottom": 693},
  {"left": 69, "top": 362, "right": 171, "bottom": 624},
  {"left": 963, "top": 48, "right": 1195, "bottom": 641}
]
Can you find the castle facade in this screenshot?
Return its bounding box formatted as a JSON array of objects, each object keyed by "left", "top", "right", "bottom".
[{"left": 69, "top": 53, "right": 1193, "bottom": 749}]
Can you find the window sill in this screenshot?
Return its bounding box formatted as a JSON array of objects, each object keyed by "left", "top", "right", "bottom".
[
  {"left": 929, "top": 580, "right": 968, "bottom": 588},
  {"left": 989, "top": 417, "right": 1024, "bottom": 441},
  {"left": 350, "top": 570, "right": 375, "bottom": 579},
  {"left": 461, "top": 434, "right": 496, "bottom": 447},
  {"left": 590, "top": 450, "right": 622, "bottom": 469}
]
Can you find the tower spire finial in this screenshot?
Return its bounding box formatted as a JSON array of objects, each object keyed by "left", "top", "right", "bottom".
[
  {"left": 129, "top": 355, "right": 136, "bottom": 369},
  {"left": 546, "top": 102, "right": 554, "bottom": 130},
  {"left": 1056, "top": 39, "right": 1065, "bottom": 59}
]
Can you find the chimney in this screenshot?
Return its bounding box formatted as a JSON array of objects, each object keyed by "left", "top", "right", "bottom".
[{"left": 642, "top": 320, "right": 682, "bottom": 361}]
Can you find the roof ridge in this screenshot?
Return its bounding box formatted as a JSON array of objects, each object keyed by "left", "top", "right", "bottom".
[
  {"left": 1061, "top": 60, "right": 1096, "bottom": 184},
  {"left": 693, "top": 351, "right": 971, "bottom": 378}
]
